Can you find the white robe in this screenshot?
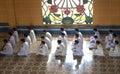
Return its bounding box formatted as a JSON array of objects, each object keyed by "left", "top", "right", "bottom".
[
  {"left": 62, "top": 31, "right": 68, "bottom": 37},
  {"left": 55, "top": 43, "right": 66, "bottom": 56},
  {"left": 71, "top": 44, "right": 84, "bottom": 56},
  {"left": 72, "top": 37, "right": 83, "bottom": 50},
  {"left": 36, "top": 44, "right": 48, "bottom": 56},
  {"left": 18, "top": 42, "right": 29, "bottom": 56},
  {"left": 25, "top": 35, "right": 32, "bottom": 47},
  {"left": 58, "top": 36, "right": 68, "bottom": 49},
  {"left": 93, "top": 44, "right": 104, "bottom": 56},
  {"left": 78, "top": 32, "right": 83, "bottom": 44},
  {"left": 13, "top": 31, "right": 19, "bottom": 42},
  {"left": 0, "top": 42, "right": 13, "bottom": 55},
  {"left": 29, "top": 30, "right": 36, "bottom": 43},
  {"left": 108, "top": 33, "right": 113, "bottom": 41},
  {"left": 9, "top": 35, "right": 16, "bottom": 49},
  {"left": 46, "top": 32, "right": 52, "bottom": 41},
  {"left": 105, "top": 36, "right": 112, "bottom": 49},
  {"left": 90, "top": 36, "right": 95, "bottom": 42},
  {"left": 95, "top": 31, "right": 100, "bottom": 38},
  {"left": 89, "top": 36, "right": 97, "bottom": 49},
  {"left": 89, "top": 42, "right": 97, "bottom": 49},
  {"left": 42, "top": 37, "right": 52, "bottom": 49},
  {"left": 94, "top": 31, "right": 101, "bottom": 41},
  {"left": 111, "top": 38, "right": 119, "bottom": 48},
  {"left": 109, "top": 44, "right": 120, "bottom": 57}
]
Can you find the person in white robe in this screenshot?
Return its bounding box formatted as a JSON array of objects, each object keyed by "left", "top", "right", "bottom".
[
  {"left": 55, "top": 40, "right": 66, "bottom": 66},
  {"left": 107, "top": 30, "right": 113, "bottom": 41},
  {"left": 58, "top": 33, "right": 68, "bottom": 50},
  {"left": 43, "top": 30, "right": 52, "bottom": 41},
  {"left": 73, "top": 33, "right": 83, "bottom": 50},
  {"left": 90, "top": 35, "right": 96, "bottom": 42},
  {"left": 60, "top": 28, "right": 67, "bottom": 37},
  {"left": 36, "top": 41, "right": 48, "bottom": 56},
  {"left": 109, "top": 41, "right": 120, "bottom": 57},
  {"left": 105, "top": 36, "right": 112, "bottom": 49},
  {"left": 105, "top": 30, "right": 113, "bottom": 49},
  {"left": 111, "top": 34, "right": 119, "bottom": 48},
  {"left": 74, "top": 28, "right": 83, "bottom": 44},
  {"left": 29, "top": 28, "right": 36, "bottom": 43},
  {"left": 18, "top": 39, "right": 29, "bottom": 56},
  {"left": 93, "top": 41, "right": 104, "bottom": 56},
  {"left": 71, "top": 40, "right": 84, "bottom": 69},
  {"left": 41, "top": 35, "right": 52, "bottom": 49},
  {"left": 13, "top": 28, "right": 19, "bottom": 43},
  {"left": 93, "top": 28, "right": 101, "bottom": 41},
  {"left": 0, "top": 39, "right": 13, "bottom": 55},
  {"left": 55, "top": 40, "right": 66, "bottom": 56},
  {"left": 89, "top": 35, "right": 98, "bottom": 50},
  {"left": 71, "top": 40, "right": 84, "bottom": 56},
  {"left": 24, "top": 34, "right": 32, "bottom": 48},
  {"left": 9, "top": 32, "right": 16, "bottom": 49}
]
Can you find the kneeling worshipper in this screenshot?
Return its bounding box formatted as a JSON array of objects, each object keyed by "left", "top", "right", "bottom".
[
  {"left": 17, "top": 39, "right": 29, "bottom": 56},
  {"left": 93, "top": 28, "right": 101, "bottom": 41},
  {"left": 105, "top": 30, "right": 116, "bottom": 50},
  {"left": 105, "top": 34, "right": 119, "bottom": 50},
  {"left": 110, "top": 34, "right": 119, "bottom": 48},
  {"left": 9, "top": 32, "right": 16, "bottom": 49},
  {"left": 58, "top": 33, "right": 68, "bottom": 50},
  {"left": 105, "top": 30, "right": 113, "bottom": 42},
  {"left": 60, "top": 28, "right": 68, "bottom": 37},
  {"left": 89, "top": 35, "right": 99, "bottom": 50},
  {"left": 0, "top": 39, "right": 13, "bottom": 56},
  {"left": 55, "top": 40, "right": 66, "bottom": 66},
  {"left": 105, "top": 36, "right": 113, "bottom": 50},
  {"left": 73, "top": 33, "right": 83, "bottom": 50},
  {"left": 74, "top": 28, "right": 83, "bottom": 44},
  {"left": 36, "top": 41, "right": 48, "bottom": 56},
  {"left": 43, "top": 30, "right": 52, "bottom": 41},
  {"left": 71, "top": 40, "right": 84, "bottom": 69},
  {"left": 13, "top": 28, "right": 19, "bottom": 43},
  {"left": 109, "top": 41, "right": 120, "bottom": 57},
  {"left": 24, "top": 33, "right": 32, "bottom": 47},
  {"left": 29, "top": 28, "right": 37, "bottom": 43},
  {"left": 93, "top": 41, "right": 104, "bottom": 57},
  {"left": 41, "top": 35, "right": 52, "bottom": 49}
]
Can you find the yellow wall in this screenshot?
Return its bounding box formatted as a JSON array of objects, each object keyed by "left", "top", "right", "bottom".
[
  {"left": 0, "top": 0, "right": 120, "bottom": 27},
  {"left": 0, "top": 0, "right": 16, "bottom": 27},
  {"left": 93, "top": 0, "right": 120, "bottom": 26},
  {"left": 14, "top": 0, "right": 42, "bottom": 26}
]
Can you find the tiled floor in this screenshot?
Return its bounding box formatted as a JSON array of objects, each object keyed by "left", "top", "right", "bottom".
[{"left": 0, "top": 33, "right": 120, "bottom": 74}]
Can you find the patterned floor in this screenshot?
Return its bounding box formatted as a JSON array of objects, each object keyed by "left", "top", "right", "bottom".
[{"left": 0, "top": 33, "right": 120, "bottom": 74}]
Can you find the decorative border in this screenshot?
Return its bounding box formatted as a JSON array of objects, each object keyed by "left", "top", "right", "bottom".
[
  {"left": 0, "top": 23, "right": 119, "bottom": 34},
  {"left": 16, "top": 26, "right": 120, "bottom": 34}
]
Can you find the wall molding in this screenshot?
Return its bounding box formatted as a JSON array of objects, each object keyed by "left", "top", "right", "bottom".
[
  {"left": 16, "top": 26, "right": 120, "bottom": 34},
  {"left": 0, "top": 23, "right": 9, "bottom": 32},
  {"left": 0, "top": 24, "right": 120, "bottom": 34}
]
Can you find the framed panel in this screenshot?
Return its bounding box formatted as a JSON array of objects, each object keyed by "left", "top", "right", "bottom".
[{"left": 42, "top": 0, "right": 93, "bottom": 25}]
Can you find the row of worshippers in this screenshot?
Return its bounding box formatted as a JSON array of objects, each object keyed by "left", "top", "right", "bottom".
[
  {"left": 89, "top": 28, "right": 120, "bottom": 57},
  {"left": 105, "top": 30, "right": 120, "bottom": 57},
  {"left": 0, "top": 27, "right": 67, "bottom": 56},
  {"left": 36, "top": 28, "right": 84, "bottom": 68},
  {"left": 0, "top": 27, "right": 83, "bottom": 69},
  {"left": 0, "top": 27, "right": 119, "bottom": 58},
  {"left": 0, "top": 28, "right": 19, "bottom": 55},
  {"left": 0, "top": 28, "right": 37, "bottom": 56}
]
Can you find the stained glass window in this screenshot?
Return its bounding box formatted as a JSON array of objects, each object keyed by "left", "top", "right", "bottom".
[{"left": 42, "top": 0, "right": 93, "bottom": 24}]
